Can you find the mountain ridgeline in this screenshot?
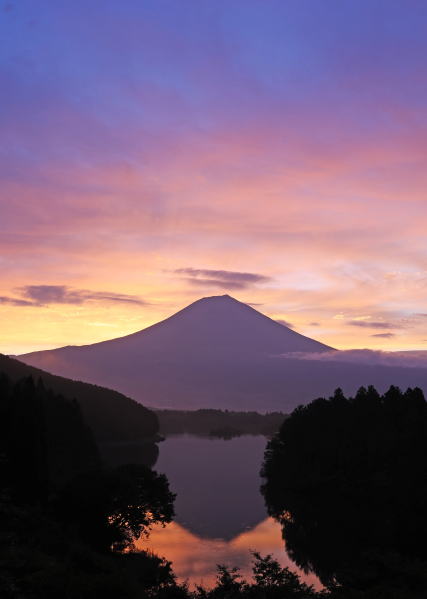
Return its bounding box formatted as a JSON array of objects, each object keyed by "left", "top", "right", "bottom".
[
  {"left": 0, "top": 353, "right": 158, "bottom": 443},
  {"left": 18, "top": 295, "right": 427, "bottom": 412}
]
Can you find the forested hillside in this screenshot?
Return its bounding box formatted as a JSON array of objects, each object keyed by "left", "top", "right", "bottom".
[
  {"left": 0, "top": 372, "right": 177, "bottom": 598},
  {"left": 0, "top": 353, "right": 158, "bottom": 443}
]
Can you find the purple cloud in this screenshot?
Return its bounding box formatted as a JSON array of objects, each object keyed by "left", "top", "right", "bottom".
[
  {"left": 0, "top": 296, "right": 34, "bottom": 306},
  {"left": 2, "top": 285, "right": 147, "bottom": 307},
  {"left": 347, "top": 320, "right": 399, "bottom": 329},
  {"left": 280, "top": 349, "right": 427, "bottom": 369},
  {"left": 371, "top": 333, "right": 395, "bottom": 338},
  {"left": 175, "top": 268, "right": 271, "bottom": 290}
]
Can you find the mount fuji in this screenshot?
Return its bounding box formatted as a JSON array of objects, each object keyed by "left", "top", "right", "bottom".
[{"left": 18, "top": 295, "right": 427, "bottom": 411}]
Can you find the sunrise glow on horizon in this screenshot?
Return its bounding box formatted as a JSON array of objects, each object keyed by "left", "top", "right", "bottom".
[{"left": 2, "top": 1, "right": 427, "bottom": 355}]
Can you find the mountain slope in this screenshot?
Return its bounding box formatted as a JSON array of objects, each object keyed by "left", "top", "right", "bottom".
[
  {"left": 0, "top": 353, "right": 158, "bottom": 442},
  {"left": 22, "top": 294, "right": 331, "bottom": 358},
  {"left": 17, "top": 295, "right": 427, "bottom": 412},
  {"left": 18, "top": 295, "right": 331, "bottom": 408}
]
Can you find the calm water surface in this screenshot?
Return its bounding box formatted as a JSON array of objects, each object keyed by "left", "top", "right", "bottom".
[{"left": 136, "top": 435, "right": 320, "bottom": 589}]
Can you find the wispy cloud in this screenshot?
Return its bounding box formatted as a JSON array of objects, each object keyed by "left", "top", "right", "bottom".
[
  {"left": 346, "top": 320, "right": 399, "bottom": 329},
  {"left": 2, "top": 285, "right": 146, "bottom": 307},
  {"left": 371, "top": 333, "right": 395, "bottom": 338},
  {"left": 280, "top": 349, "right": 427, "bottom": 369},
  {"left": 175, "top": 268, "right": 271, "bottom": 290},
  {"left": 0, "top": 296, "right": 35, "bottom": 307}
]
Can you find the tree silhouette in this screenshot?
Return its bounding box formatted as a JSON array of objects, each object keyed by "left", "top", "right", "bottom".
[
  {"left": 55, "top": 463, "right": 175, "bottom": 552},
  {"left": 261, "top": 386, "right": 427, "bottom": 593},
  {"left": 0, "top": 371, "right": 180, "bottom": 599},
  {"left": 0, "top": 373, "right": 100, "bottom": 504}
]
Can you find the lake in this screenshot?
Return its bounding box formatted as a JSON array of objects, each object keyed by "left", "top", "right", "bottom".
[{"left": 135, "top": 434, "right": 320, "bottom": 589}]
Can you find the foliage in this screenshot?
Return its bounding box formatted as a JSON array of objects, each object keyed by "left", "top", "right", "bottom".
[
  {"left": 193, "top": 554, "right": 316, "bottom": 599},
  {"left": 0, "top": 373, "right": 100, "bottom": 502},
  {"left": 55, "top": 464, "right": 175, "bottom": 552},
  {"left": 0, "top": 495, "right": 180, "bottom": 599},
  {"left": 0, "top": 371, "right": 178, "bottom": 598},
  {"left": 261, "top": 385, "right": 427, "bottom": 595}
]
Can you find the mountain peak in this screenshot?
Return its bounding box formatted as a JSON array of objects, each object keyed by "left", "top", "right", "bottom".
[
  {"left": 198, "top": 294, "right": 235, "bottom": 302},
  {"left": 179, "top": 294, "right": 245, "bottom": 314},
  {"left": 18, "top": 295, "right": 334, "bottom": 410},
  {"left": 15, "top": 295, "right": 427, "bottom": 413}
]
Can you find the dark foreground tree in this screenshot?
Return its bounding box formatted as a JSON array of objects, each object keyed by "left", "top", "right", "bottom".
[
  {"left": 0, "top": 372, "right": 178, "bottom": 599},
  {"left": 261, "top": 386, "right": 427, "bottom": 594},
  {"left": 196, "top": 553, "right": 315, "bottom": 599},
  {"left": 0, "top": 374, "right": 99, "bottom": 504},
  {"left": 55, "top": 463, "right": 175, "bottom": 552}
]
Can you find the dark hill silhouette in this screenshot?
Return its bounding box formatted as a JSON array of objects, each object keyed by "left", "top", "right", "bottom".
[
  {"left": 0, "top": 353, "right": 158, "bottom": 443},
  {"left": 17, "top": 295, "right": 427, "bottom": 411},
  {"left": 0, "top": 373, "right": 100, "bottom": 501}
]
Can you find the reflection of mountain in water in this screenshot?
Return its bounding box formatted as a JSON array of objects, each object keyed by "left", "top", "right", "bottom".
[{"left": 154, "top": 435, "right": 268, "bottom": 540}]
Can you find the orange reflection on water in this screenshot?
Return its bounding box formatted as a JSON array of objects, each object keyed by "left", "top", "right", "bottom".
[{"left": 136, "top": 518, "right": 321, "bottom": 590}]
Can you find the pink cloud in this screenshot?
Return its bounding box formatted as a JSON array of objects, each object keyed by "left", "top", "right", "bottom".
[{"left": 1, "top": 2, "right": 427, "bottom": 352}]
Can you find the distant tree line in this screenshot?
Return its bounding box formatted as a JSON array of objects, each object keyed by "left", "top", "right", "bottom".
[{"left": 156, "top": 408, "right": 287, "bottom": 439}]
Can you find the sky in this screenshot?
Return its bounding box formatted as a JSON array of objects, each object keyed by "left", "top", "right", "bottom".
[{"left": 1, "top": 0, "right": 427, "bottom": 354}]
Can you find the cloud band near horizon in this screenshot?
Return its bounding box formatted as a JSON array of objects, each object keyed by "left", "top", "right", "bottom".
[{"left": 1, "top": 285, "right": 146, "bottom": 307}]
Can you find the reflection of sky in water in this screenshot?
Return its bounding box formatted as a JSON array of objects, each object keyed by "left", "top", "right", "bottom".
[
  {"left": 137, "top": 518, "right": 320, "bottom": 589},
  {"left": 137, "top": 435, "right": 321, "bottom": 589}
]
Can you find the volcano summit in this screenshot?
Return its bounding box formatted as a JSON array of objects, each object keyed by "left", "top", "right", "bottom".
[{"left": 18, "top": 295, "right": 427, "bottom": 411}]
